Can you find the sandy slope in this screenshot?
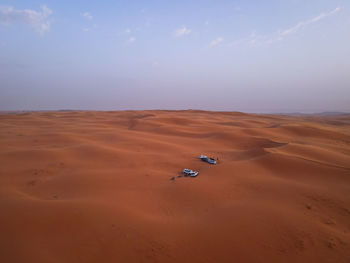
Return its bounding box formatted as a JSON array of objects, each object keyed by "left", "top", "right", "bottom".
[{"left": 0, "top": 110, "right": 350, "bottom": 263}]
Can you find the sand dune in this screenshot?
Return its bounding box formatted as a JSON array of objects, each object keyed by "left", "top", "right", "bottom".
[{"left": 0, "top": 110, "right": 350, "bottom": 263}]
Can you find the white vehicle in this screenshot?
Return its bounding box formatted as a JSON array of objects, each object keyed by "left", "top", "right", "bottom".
[
  {"left": 183, "top": 169, "right": 199, "bottom": 177},
  {"left": 199, "top": 155, "right": 217, "bottom": 165}
]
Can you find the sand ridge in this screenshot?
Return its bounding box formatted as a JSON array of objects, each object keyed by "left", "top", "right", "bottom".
[{"left": 0, "top": 110, "right": 350, "bottom": 262}]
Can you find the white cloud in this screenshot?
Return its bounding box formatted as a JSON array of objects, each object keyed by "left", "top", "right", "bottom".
[
  {"left": 124, "top": 28, "right": 131, "bottom": 34},
  {"left": 128, "top": 37, "right": 136, "bottom": 43},
  {"left": 0, "top": 5, "right": 52, "bottom": 34},
  {"left": 152, "top": 61, "right": 159, "bottom": 67},
  {"left": 174, "top": 26, "right": 191, "bottom": 37},
  {"left": 279, "top": 7, "right": 341, "bottom": 36},
  {"left": 210, "top": 37, "right": 224, "bottom": 47},
  {"left": 229, "top": 6, "right": 341, "bottom": 47},
  {"left": 82, "top": 24, "right": 97, "bottom": 32},
  {"left": 82, "top": 12, "right": 93, "bottom": 20},
  {"left": 229, "top": 31, "right": 265, "bottom": 47}
]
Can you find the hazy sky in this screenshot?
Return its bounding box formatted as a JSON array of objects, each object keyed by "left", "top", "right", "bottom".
[{"left": 1, "top": 0, "right": 349, "bottom": 113}]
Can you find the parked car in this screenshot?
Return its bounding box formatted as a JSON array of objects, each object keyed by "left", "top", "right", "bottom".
[
  {"left": 183, "top": 169, "right": 199, "bottom": 177},
  {"left": 199, "top": 155, "right": 217, "bottom": 164}
]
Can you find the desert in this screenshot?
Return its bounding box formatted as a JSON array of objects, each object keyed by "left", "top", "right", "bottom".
[{"left": 0, "top": 110, "right": 350, "bottom": 263}]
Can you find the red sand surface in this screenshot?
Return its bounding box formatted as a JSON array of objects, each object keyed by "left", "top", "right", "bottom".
[{"left": 1, "top": 110, "right": 350, "bottom": 263}]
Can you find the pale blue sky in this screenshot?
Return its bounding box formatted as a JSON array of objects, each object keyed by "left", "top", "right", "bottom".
[{"left": 1, "top": 0, "right": 349, "bottom": 112}]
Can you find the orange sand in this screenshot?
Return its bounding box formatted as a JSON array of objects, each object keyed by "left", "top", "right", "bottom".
[{"left": 0, "top": 110, "right": 350, "bottom": 262}]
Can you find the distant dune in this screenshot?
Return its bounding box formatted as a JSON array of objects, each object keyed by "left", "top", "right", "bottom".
[{"left": 0, "top": 110, "right": 350, "bottom": 263}]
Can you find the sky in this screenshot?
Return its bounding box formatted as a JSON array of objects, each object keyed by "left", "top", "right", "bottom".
[{"left": 0, "top": 0, "right": 349, "bottom": 113}]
